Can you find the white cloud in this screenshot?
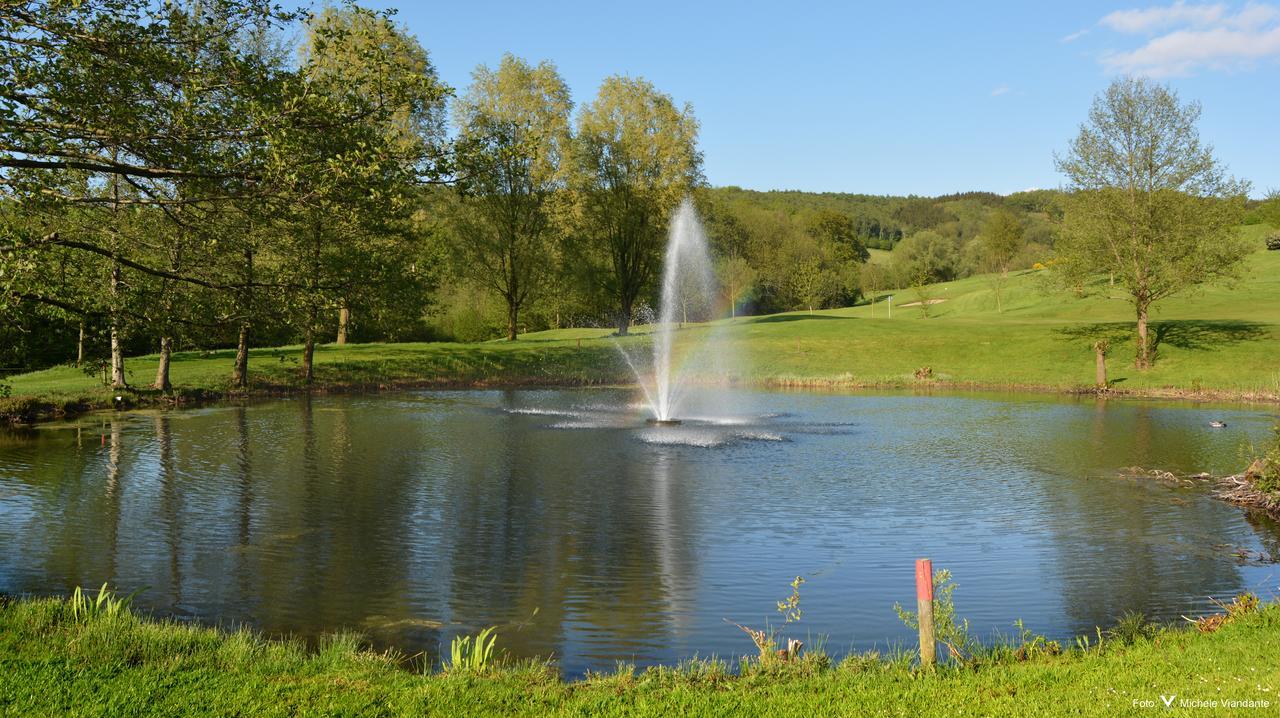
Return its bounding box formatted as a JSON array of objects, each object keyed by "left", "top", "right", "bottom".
[
  {"left": 1101, "top": 1, "right": 1225, "bottom": 33},
  {"left": 990, "top": 85, "right": 1011, "bottom": 96},
  {"left": 1094, "top": 2, "right": 1280, "bottom": 76},
  {"left": 1061, "top": 29, "right": 1091, "bottom": 43}
]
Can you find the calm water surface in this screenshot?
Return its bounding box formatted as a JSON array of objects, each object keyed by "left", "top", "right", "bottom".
[{"left": 1, "top": 388, "right": 1277, "bottom": 674}]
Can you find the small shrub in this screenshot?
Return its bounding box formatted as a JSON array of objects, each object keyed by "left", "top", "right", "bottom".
[
  {"left": 838, "top": 650, "right": 882, "bottom": 673},
  {"left": 729, "top": 575, "right": 807, "bottom": 664},
  {"left": 445, "top": 626, "right": 498, "bottom": 673},
  {"left": 1010, "top": 619, "right": 1061, "bottom": 661},
  {"left": 895, "top": 568, "right": 975, "bottom": 663},
  {"left": 1248, "top": 424, "right": 1280, "bottom": 495},
  {"left": 1107, "top": 610, "right": 1157, "bottom": 645}
]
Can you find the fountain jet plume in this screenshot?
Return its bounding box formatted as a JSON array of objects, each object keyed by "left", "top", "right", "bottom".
[{"left": 616, "top": 198, "right": 722, "bottom": 423}]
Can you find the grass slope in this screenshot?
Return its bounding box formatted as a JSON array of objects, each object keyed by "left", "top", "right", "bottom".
[
  {"left": 1, "top": 595, "right": 1276, "bottom": 717},
  {"left": 5, "top": 229, "right": 1279, "bottom": 420}
]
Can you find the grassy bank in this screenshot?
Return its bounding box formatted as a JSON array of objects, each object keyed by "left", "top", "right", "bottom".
[
  {"left": 1, "top": 593, "right": 1276, "bottom": 716},
  {"left": 5, "top": 235, "right": 1279, "bottom": 422}
]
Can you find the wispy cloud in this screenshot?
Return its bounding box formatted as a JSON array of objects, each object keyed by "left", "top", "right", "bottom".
[
  {"left": 1101, "top": 1, "right": 1226, "bottom": 33},
  {"left": 990, "top": 85, "right": 1011, "bottom": 97},
  {"left": 1092, "top": 2, "right": 1280, "bottom": 76},
  {"left": 1061, "top": 29, "right": 1091, "bottom": 43}
]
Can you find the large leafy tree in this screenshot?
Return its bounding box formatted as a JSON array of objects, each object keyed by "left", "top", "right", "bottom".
[
  {"left": 299, "top": 6, "right": 447, "bottom": 347},
  {"left": 570, "top": 76, "right": 701, "bottom": 335},
  {"left": 450, "top": 55, "right": 571, "bottom": 341},
  {"left": 0, "top": 0, "right": 297, "bottom": 387},
  {"left": 276, "top": 5, "right": 448, "bottom": 381},
  {"left": 1055, "top": 77, "right": 1249, "bottom": 368},
  {"left": 806, "top": 210, "right": 871, "bottom": 264}
]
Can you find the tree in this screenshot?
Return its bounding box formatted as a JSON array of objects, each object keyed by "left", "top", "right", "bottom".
[
  {"left": 980, "top": 209, "right": 1024, "bottom": 312},
  {"left": 570, "top": 76, "right": 701, "bottom": 335},
  {"left": 1055, "top": 77, "right": 1249, "bottom": 369},
  {"left": 277, "top": 6, "right": 447, "bottom": 380},
  {"left": 787, "top": 253, "right": 842, "bottom": 313},
  {"left": 451, "top": 55, "right": 571, "bottom": 341},
  {"left": 807, "top": 210, "right": 871, "bottom": 263},
  {"left": 715, "top": 254, "right": 756, "bottom": 318},
  {"left": 0, "top": 0, "right": 300, "bottom": 387},
  {"left": 893, "top": 231, "right": 958, "bottom": 287},
  {"left": 301, "top": 5, "right": 447, "bottom": 347}
]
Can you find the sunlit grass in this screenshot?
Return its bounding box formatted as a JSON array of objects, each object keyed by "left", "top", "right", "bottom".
[{"left": 1, "top": 592, "right": 1276, "bottom": 716}]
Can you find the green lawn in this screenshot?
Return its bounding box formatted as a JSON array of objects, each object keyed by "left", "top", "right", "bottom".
[
  {"left": 1, "top": 595, "right": 1276, "bottom": 717},
  {"left": 6, "top": 228, "right": 1280, "bottom": 422}
]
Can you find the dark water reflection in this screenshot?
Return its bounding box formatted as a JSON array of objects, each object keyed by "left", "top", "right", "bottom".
[{"left": 1, "top": 389, "right": 1277, "bottom": 675}]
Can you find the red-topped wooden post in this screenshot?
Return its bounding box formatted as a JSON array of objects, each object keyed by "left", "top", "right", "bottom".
[{"left": 916, "top": 558, "right": 936, "bottom": 669}]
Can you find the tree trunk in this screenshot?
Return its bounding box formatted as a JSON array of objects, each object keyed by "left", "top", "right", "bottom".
[
  {"left": 154, "top": 336, "right": 172, "bottom": 391},
  {"left": 232, "top": 323, "right": 250, "bottom": 389},
  {"left": 302, "top": 328, "right": 315, "bottom": 384},
  {"left": 616, "top": 298, "right": 632, "bottom": 336},
  {"left": 506, "top": 301, "right": 518, "bottom": 341},
  {"left": 110, "top": 324, "right": 127, "bottom": 388},
  {"left": 1135, "top": 303, "right": 1151, "bottom": 370},
  {"left": 109, "top": 258, "right": 126, "bottom": 388},
  {"left": 76, "top": 322, "right": 85, "bottom": 367},
  {"left": 337, "top": 307, "right": 350, "bottom": 345}
]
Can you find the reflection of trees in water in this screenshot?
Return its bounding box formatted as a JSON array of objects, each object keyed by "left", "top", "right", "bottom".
[
  {"left": 1030, "top": 402, "right": 1248, "bottom": 633},
  {"left": 102, "top": 418, "right": 123, "bottom": 584},
  {"left": 8, "top": 419, "right": 108, "bottom": 592},
  {"left": 155, "top": 414, "right": 182, "bottom": 604},
  {"left": 0, "top": 394, "right": 705, "bottom": 667},
  {"left": 1241, "top": 511, "right": 1280, "bottom": 565},
  {"left": 429, "top": 392, "right": 699, "bottom": 667},
  {"left": 234, "top": 395, "right": 419, "bottom": 644}
]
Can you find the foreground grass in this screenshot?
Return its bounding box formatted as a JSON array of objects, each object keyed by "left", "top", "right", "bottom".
[
  {"left": 6, "top": 236, "right": 1280, "bottom": 421},
  {"left": 0, "top": 595, "right": 1276, "bottom": 716}
]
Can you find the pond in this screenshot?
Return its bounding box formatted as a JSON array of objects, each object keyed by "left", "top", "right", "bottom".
[{"left": 1, "top": 388, "right": 1277, "bottom": 675}]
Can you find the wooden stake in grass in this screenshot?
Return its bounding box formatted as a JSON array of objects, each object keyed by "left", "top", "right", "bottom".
[{"left": 916, "top": 558, "right": 936, "bottom": 669}]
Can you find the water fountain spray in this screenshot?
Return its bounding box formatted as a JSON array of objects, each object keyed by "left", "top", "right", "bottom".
[{"left": 619, "top": 198, "right": 719, "bottom": 425}]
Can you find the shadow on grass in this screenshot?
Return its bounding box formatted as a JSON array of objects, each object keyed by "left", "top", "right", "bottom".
[
  {"left": 745, "top": 314, "right": 852, "bottom": 325},
  {"left": 1054, "top": 320, "right": 1271, "bottom": 353}
]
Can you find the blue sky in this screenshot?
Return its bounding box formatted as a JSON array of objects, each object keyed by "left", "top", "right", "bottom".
[{"left": 366, "top": 1, "right": 1280, "bottom": 197}]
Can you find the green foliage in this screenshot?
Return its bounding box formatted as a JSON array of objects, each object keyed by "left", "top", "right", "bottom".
[
  {"left": 895, "top": 569, "right": 976, "bottom": 663},
  {"left": 895, "top": 230, "right": 959, "bottom": 289},
  {"left": 983, "top": 619, "right": 1062, "bottom": 664},
  {"left": 1250, "top": 424, "right": 1280, "bottom": 494},
  {"left": 776, "top": 576, "right": 804, "bottom": 624},
  {"left": 69, "top": 582, "right": 140, "bottom": 622},
  {"left": 446, "top": 626, "right": 499, "bottom": 674},
  {"left": 1055, "top": 77, "right": 1250, "bottom": 368},
  {"left": 450, "top": 54, "right": 573, "bottom": 341},
  {"left": 1107, "top": 611, "right": 1157, "bottom": 646},
  {"left": 731, "top": 575, "right": 808, "bottom": 662},
  {"left": 2, "top": 594, "right": 1280, "bottom": 716},
  {"left": 569, "top": 75, "right": 702, "bottom": 334}
]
